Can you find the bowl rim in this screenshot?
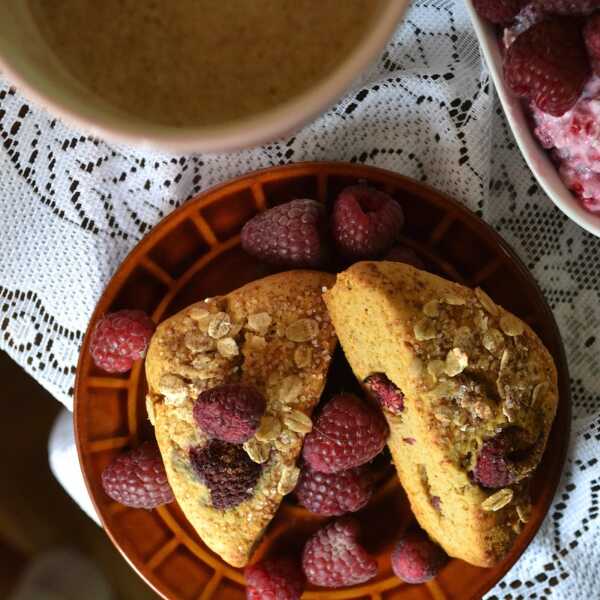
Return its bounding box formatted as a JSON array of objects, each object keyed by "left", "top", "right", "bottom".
[
  {"left": 74, "top": 161, "right": 571, "bottom": 600},
  {"left": 465, "top": 0, "right": 600, "bottom": 238},
  {"left": 0, "top": 2, "right": 410, "bottom": 153}
]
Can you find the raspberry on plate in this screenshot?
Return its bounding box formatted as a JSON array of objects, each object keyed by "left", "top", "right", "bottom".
[
  {"left": 302, "top": 517, "right": 377, "bottom": 587},
  {"left": 391, "top": 531, "right": 447, "bottom": 584},
  {"left": 504, "top": 18, "right": 591, "bottom": 116},
  {"left": 101, "top": 441, "right": 173, "bottom": 509},
  {"left": 331, "top": 184, "right": 404, "bottom": 260},
  {"left": 245, "top": 557, "right": 305, "bottom": 600},
  {"left": 302, "top": 393, "right": 389, "bottom": 473},
  {"left": 241, "top": 199, "right": 327, "bottom": 268},
  {"left": 585, "top": 14, "right": 600, "bottom": 75},
  {"left": 90, "top": 309, "right": 155, "bottom": 373},
  {"left": 473, "top": 0, "right": 527, "bottom": 24},
  {"left": 385, "top": 245, "right": 426, "bottom": 270},
  {"left": 295, "top": 465, "right": 373, "bottom": 516},
  {"left": 365, "top": 372, "right": 404, "bottom": 415},
  {"left": 190, "top": 440, "right": 262, "bottom": 509},
  {"left": 534, "top": 0, "right": 600, "bottom": 15},
  {"left": 193, "top": 384, "right": 266, "bottom": 443}
]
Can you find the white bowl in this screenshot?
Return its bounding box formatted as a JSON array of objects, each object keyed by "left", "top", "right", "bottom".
[
  {"left": 465, "top": 0, "right": 600, "bottom": 238},
  {"left": 0, "top": 1, "right": 409, "bottom": 154}
]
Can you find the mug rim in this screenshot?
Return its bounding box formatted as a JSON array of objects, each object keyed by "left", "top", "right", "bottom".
[{"left": 0, "top": 1, "right": 410, "bottom": 153}]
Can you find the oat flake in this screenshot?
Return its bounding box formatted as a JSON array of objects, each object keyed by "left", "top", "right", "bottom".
[
  {"left": 500, "top": 314, "right": 524, "bottom": 337},
  {"left": 285, "top": 318, "right": 319, "bottom": 342},
  {"left": 208, "top": 312, "right": 231, "bottom": 339},
  {"left": 475, "top": 287, "right": 499, "bottom": 316},
  {"left": 294, "top": 345, "right": 312, "bottom": 369},
  {"left": 414, "top": 319, "right": 437, "bottom": 341},
  {"left": 243, "top": 439, "right": 270, "bottom": 464},
  {"left": 216, "top": 336, "right": 239, "bottom": 358},
  {"left": 481, "top": 488, "right": 513, "bottom": 512},
  {"left": 445, "top": 347, "right": 468, "bottom": 377},
  {"left": 444, "top": 294, "right": 466, "bottom": 306},
  {"left": 283, "top": 410, "right": 313, "bottom": 434},
  {"left": 482, "top": 328, "right": 504, "bottom": 354},
  {"left": 255, "top": 415, "right": 282, "bottom": 442},
  {"left": 247, "top": 312, "right": 272, "bottom": 336},
  {"left": 423, "top": 300, "right": 440, "bottom": 317},
  {"left": 277, "top": 465, "right": 300, "bottom": 495},
  {"left": 517, "top": 503, "right": 532, "bottom": 523}
]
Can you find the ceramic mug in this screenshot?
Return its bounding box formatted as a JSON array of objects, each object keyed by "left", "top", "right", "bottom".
[{"left": 0, "top": 1, "right": 410, "bottom": 153}]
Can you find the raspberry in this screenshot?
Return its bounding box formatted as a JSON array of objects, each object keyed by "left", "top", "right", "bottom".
[
  {"left": 302, "top": 517, "right": 377, "bottom": 587},
  {"left": 193, "top": 384, "right": 265, "bottom": 443},
  {"left": 391, "top": 531, "right": 447, "bottom": 584},
  {"left": 385, "top": 245, "right": 426, "bottom": 270},
  {"left": 472, "top": 0, "right": 527, "bottom": 24},
  {"left": 472, "top": 434, "right": 515, "bottom": 489},
  {"left": 295, "top": 466, "right": 373, "bottom": 516},
  {"left": 101, "top": 441, "right": 173, "bottom": 509},
  {"left": 365, "top": 373, "right": 404, "bottom": 415},
  {"left": 90, "top": 309, "right": 155, "bottom": 373},
  {"left": 504, "top": 18, "right": 590, "bottom": 117},
  {"left": 245, "top": 557, "right": 305, "bottom": 600},
  {"left": 584, "top": 14, "right": 600, "bottom": 75},
  {"left": 331, "top": 184, "right": 404, "bottom": 260},
  {"left": 241, "top": 199, "right": 327, "bottom": 268},
  {"left": 190, "top": 440, "right": 261, "bottom": 509},
  {"left": 534, "top": 0, "right": 600, "bottom": 15},
  {"left": 302, "top": 394, "right": 389, "bottom": 474}
]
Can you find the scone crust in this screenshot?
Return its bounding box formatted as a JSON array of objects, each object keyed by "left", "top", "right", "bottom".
[
  {"left": 146, "top": 271, "right": 336, "bottom": 567},
  {"left": 324, "top": 261, "right": 558, "bottom": 567}
]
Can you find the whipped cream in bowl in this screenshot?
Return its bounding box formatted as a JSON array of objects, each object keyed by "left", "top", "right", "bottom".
[{"left": 466, "top": 0, "right": 600, "bottom": 237}]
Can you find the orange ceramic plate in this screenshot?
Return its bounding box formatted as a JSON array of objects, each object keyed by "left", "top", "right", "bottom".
[{"left": 75, "top": 162, "right": 570, "bottom": 600}]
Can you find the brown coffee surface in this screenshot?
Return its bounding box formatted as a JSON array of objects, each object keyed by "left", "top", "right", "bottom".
[{"left": 29, "top": 0, "right": 378, "bottom": 127}]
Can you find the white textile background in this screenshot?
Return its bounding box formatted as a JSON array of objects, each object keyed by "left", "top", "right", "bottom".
[{"left": 1, "top": 1, "right": 599, "bottom": 597}]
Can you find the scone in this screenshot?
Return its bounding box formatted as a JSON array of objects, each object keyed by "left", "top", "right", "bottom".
[
  {"left": 145, "top": 271, "right": 336, "bottom": 567},
  {"left": 323, "top": 261, "right": 558, "bottom": 568}
]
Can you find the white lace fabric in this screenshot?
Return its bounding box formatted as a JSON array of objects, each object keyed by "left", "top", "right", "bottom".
[{"left": 0, "top": 1, "right": 598, "bottom": 597}]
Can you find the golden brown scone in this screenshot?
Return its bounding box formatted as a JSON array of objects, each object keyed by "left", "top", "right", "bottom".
[
  {"left": 145, "top": 271, "right": 336, "bottom": 567},
  {"left": 323, "top": 261, "right": 558, "bottom": 568}
]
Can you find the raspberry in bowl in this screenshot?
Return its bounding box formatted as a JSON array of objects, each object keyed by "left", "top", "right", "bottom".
[{"left": 467, "top": 0, "right": 600, "bottom": 236}]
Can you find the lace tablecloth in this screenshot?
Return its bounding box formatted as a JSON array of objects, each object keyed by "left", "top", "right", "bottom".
[{"left": 0, "top": 0, "right": 598, "bottom": 597}]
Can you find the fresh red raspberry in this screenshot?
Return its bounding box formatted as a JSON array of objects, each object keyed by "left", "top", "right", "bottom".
[
  {"left": 241, "top": 199, "right": 327, "bottom": 268},
  {"left": 101, "top": 441, "right": 173, "bottom": 509},
  {"left": 331, "top": 184, "right": 404, "bottom": 260},
  {"left": 534, "top": 0, "right": 600, "bottom": 15},
  {"left": 90, "top": 309, "right": 155, "bottom": 373},
  {"left": 302, "top": 394, "right": 389, "bottom": 474},
  {"left": 193, "top": 384, "right": 265, "bottom": 443},
  {"left": 472, "top": 434, "right": 515, "bottom": 489},
  {"left": 190, "top": 440, "right": 262, "bottom": 509},
  {"left": 504, "top": 18, "right": 590, "bottom": 117},
  {"left": 391, "top": 531, "right": 447, "bottom": 584},
  {"left": 245, "top": 557, "right": 305, "bottom": 600},
  {"left": 365, "top": 373, "right": 404, "bottom": 415},
  {"left": 302, "top": 517, "right": 377, "bottom": 587},
  {"left": 472, "top": 0, "right": 527, "bottom": 24},
  {"left": 584, "top": 14, "right": 600, "bottom": 75},
  {"left": 385, "top": 245, "right": 426, "bottom": 270},
  {"left": 295, "top": 466, "right": 373, "bottom": 516}
]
